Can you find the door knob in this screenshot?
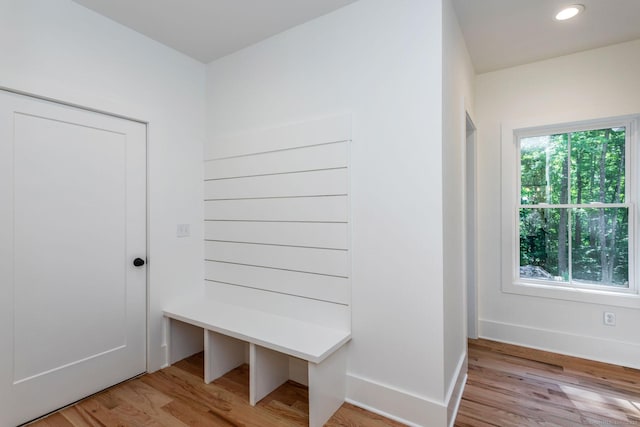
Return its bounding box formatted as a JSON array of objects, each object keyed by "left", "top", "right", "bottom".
[{"left": 133, "top": 258, "right": 145, "bottom": 267}]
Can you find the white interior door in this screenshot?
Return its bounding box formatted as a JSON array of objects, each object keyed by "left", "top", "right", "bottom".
[{"left": 0, "top": 90, "right": 146, "bottom": 427}]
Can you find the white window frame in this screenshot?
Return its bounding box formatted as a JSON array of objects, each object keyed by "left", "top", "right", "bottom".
[{"left": 501, "top": 115, "right": 640, "bottom": 309}]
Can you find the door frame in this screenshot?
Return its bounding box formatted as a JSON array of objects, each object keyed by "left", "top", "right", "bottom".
[
  {"left": 463, "top": 105, "right": 479, "bottom": 340},
  {"left": 0, "top": 85, "right": 150, "bottom": 370}
]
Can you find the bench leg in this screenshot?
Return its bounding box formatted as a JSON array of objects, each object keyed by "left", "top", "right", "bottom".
[
  {"left": 308, "top": 344, "right": 347, "bottom": 427},
  {"left": 204, "top": 330, "right": 245, "bottom": 384},
  {"left": 249, "top": 343, "right": 289, "bottom": 406}
]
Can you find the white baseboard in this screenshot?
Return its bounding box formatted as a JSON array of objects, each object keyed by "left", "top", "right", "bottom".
[
  {"left": 346, "top": 374, "right": 447, "bottom": 427},
  {"left": 445, "top": 353, "right": 467, "bottom": 427},
  {"left": 480, "top": 319, "right": 640, "bottom": 369}
]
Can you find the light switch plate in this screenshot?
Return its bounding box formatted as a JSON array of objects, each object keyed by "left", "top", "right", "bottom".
[{"left": 177, "top": 223, "right": 190, "bottom": 238}]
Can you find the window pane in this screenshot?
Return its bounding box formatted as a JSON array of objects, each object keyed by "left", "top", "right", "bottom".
[
  {"left": 571, "top": 208, "right": 629, "bottom": 287},
  {"left": 570, "top": 127, "right": 625, "bottom": 204},
  {"left": 519, "top": 208, "right": 568, "bottom": 281},
  {"left": 520, "top": 134, "right": 568, "bottom": 205}
]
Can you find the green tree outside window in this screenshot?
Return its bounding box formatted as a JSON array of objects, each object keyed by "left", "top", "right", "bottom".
[{"left": 519, "top": 127, "right": 628, "bottom": 287}]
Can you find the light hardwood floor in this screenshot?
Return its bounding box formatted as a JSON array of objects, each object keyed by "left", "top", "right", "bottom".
[
  {"left": 29, "top": 339, "right": 640, "bottom": 426},
  {"left": 456, "top": 339, "right": 640, "bottom": 426},
  {"left": 27, "top": 352, "right": 404, "bottom": 427}
]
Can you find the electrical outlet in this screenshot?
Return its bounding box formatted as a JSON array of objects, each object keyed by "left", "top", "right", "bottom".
[{"left": 603, "top": 311, "right": 616, "bottom": 326}]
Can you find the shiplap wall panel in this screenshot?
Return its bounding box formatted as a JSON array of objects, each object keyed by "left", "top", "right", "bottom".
[
  {"left": 204, "top": 196, "right": 348, "bottom": 222},
  {"left": 205, "top": 241, "right": 348, "bottom": 278},
  {"left": 205, "top": 221, "right": 348, "bottom": 250},
  {"left": 204, "top": 168, "right": 347, "bottom": 200},
  {"left": 204, "top": 142, "right": 348, "bottom": 180},
  {"left": 203, "top": 282, "right": 350, "bottom": 330},
  {"left": 204, "top": 115, "right": 350, "bottom": 322},
  {"left": 205, "top": 115, "right": 350, "bottom": 160},
  {"left": 205, "top": 261, "right": 349, "bottom": 305}
]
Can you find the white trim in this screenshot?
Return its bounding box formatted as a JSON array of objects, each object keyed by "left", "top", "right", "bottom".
[
  {"left": 503, "top": 280, "right": 640, "bottom": 309},
  {"left": 346, "top": 374, "right": 447, "bottom": 427},
  {"left": 520, "top": 203, "right": 629, "bottom": 208},
  {"left": 448, "top": 375, "right": 467, "bottom": 427},
  {"left": 480, "top": 319, "right": 640, "bottom": 369},
  {"left": 446, "top": 353, "right": 468, "bottom": 427},
  {"left": 501, "top": 115, "right": 640, "bottom": 306},
  {"left": 0, "top": 85, "right": 147, "bottom": 124},
  {"left": 464, "top": 106, "right": 479, "bottom": 339}
]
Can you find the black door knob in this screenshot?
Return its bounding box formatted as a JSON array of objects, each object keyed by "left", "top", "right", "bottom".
[{"left": 133, "top": 258, "right": 145, "bottom": 267}]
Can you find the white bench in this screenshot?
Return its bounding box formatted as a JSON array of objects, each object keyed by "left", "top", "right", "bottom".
[{"left": 163, "top": 299, "right": 351, "bottom": 427}]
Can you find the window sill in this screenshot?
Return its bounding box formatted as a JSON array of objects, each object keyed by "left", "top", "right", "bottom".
[{"left": 503, "top": 280, "right": 640, "bottom": 309}]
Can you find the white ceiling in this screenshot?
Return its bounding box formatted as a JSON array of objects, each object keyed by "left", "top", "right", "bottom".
[
  {"left": 72, "top": 0, "right": 358, "bottom": 63},
  {"left": 73, "top": 0, "right": 640, "bottom": 72},
  {"left": 453, "top": 0, "right": 640, "bottom": 73}
]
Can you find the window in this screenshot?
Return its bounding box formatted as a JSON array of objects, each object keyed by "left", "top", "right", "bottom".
[
  {"left": 501, "top": 116, "right": 640, "bottom": 305},
  {"left": 519, "top": 127, "right": 628, "bottom": 288}
]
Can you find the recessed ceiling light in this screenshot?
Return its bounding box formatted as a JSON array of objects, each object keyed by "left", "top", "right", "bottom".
[{"left": 555, "top": 4, "right": 585, "bottom": 21}]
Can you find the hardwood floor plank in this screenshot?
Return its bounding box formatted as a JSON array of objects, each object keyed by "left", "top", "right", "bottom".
[
  {"left": 140, "top": 371, "right": 239, "bottom": 419},
  {"left": 257, "top": 379, "right": 310, "bottom": 426},
  {"left": 259, "top": 380, "right": 308, "bottom": 407},
  {"left": 464, "top": 382, "right": 591, "bottom": 426},
  {"left": 93, "top": 390, "right": 122, "bottom": 411},
  {"left": 325, "top": 403, "right": 407, "bottom": 427},
  {"left": 116, "top": 380, "right": 174, "bottom": 408},
  {"left": 457, "top": 399, "right": 559, "bottom": 427},
  {"left": 32, "top": 339, "right": 640, "bottom": 427},
  {"left": 457, "top": 339, "right": 640, "bottom": 427},
  {"left": 33, "top": 413, "right": 75, "bottom": 427},
  {"left": 453, "top": 410, "right": 500, "bottom": 427},
  {"left": 469, "top": 347, "right": 640, "bottom": 403},
  {"left": 142, "top": 367, "right": 288, "bottom": 427},
  {"left": 261, "top": 400, "right": 309, "bottom": 425},
  {"left": 210, "top": 364, "right": 250, "bottom": 400},
  {"left": 173, "top": 352, "right": 205, "bottom": 379},
  {"left": 106, "top": 401, "right": 169, "bottom": 427},
  {"left": 467, "top": 363, "right": 638, "bottom": 422},
  {"left": 108, "top": 382, "right": 188, "bottom": 427},
  {"left": 75, "top": 399, "right": 129, "bottom": 427},
  {"left": 160, "top": 399, "right": 237, "bottom": 427}
]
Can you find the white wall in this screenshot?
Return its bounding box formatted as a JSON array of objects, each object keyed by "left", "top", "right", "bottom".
[
  {"left": 0, "top": 1, "right": 473, "bottom": 424},
  {"left": 0, "top": 0, "right": 206, "bottom": 371},
  {"left": 206, "top": 0, "right": 449, "bottom": 425},
  {"left": 476, "top": 39, "right": 640, "bottom": 368},
  {"left": 442, "top": 0, "right": 475, "bottom": 422}
]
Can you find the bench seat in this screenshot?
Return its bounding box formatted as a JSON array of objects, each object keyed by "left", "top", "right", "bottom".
[
  {"left": 164, "top": 299, "right": 350, "bottom": 363},
  {"left": 163, "top": 298, "right": 351, "bottom": 427}
]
